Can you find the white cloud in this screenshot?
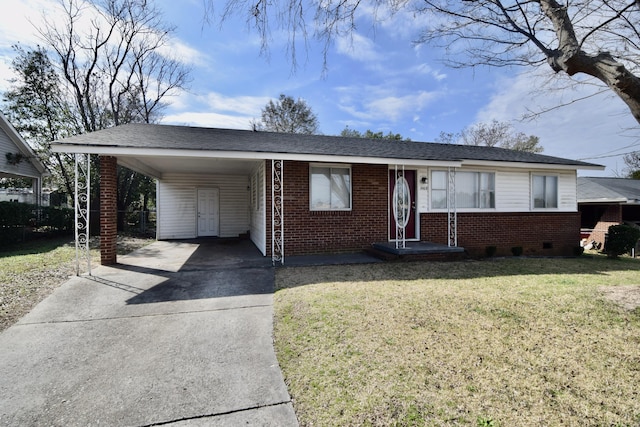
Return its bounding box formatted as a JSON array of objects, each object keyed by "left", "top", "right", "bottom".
[
  {"left": 161, "top": 112, "right": 253, "bottom": 130},
  {"left": 161, "top": 91, "right": 271, "bottom": 129},
  {"left": 158, "top": 39, "right": 207, "bottom": 66},
  {"left": 335, "top": 32, "right": 381, "bottom": 62},
  {"left": 407, "top": 63, "right": 447, "bottom": 81},
  {"left": 205, "top": 92, "right": 270, "bottom": 116},
  {"left": 476, "top": 69, "right": 640, "bottom": 176},
  {"left": 0, "top": 0, "right": 52, "bottom": 49},
  {"left": 336, "top": 85, "right": 439, "bottom": 123}
]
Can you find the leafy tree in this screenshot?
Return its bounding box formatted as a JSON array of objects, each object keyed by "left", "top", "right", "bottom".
[
  {"left": 2, "top": 45, "right": 79, "bottom": 197},
  {"left": 339, "top": 126, "right": 409, "bottom": 141},
  {"left": 254, "top": 94, "right": 319, "bottom": 134},
  {"left": 215, "top": 0, "right": 640, "bottom": 125},
  {"left": 437, "top": 120, "right": 543, "bottom": 153}
]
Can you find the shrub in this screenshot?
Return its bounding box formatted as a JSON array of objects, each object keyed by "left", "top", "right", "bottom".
[
  {"left": 0, "top": 202, "right": 73, "bottom": 244},
  {"left": 606, "top": 224, "right": 640, "bottom": 258},
  {"left": 511, "top": 246, "right": 523, "bottom": 256}
]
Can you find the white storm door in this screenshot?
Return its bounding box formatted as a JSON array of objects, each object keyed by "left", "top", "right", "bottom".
[{"left": 197, "top": 188, "right": 219, "bottom": 237}]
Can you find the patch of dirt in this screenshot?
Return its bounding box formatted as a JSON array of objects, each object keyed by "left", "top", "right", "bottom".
[{"left": 599, "top": 285, "right": 640, "bottom": 311}]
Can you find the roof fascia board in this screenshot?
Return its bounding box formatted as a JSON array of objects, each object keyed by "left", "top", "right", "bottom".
[
  {"left": 0, "top": 170, "right": 42, "bottom": 179},
  {"left": 461, "top": 159, "right": 604, "bottom": 171},
  {"left": 51, "top": 144, "right": 462, "bottom": 167},
  {"left": 578, "top": 198, "right": 627, "bottom": 204}
]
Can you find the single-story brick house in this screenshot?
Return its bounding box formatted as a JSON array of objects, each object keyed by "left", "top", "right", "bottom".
[
  {"left": 0, "top": 112, "right": 47, "bottom": 205},
  {"left": 52, "top": 124, "right": 602, "bottom": 265},
  {"left": 578, "top": 177, "right": 640, "bottom": 246}
]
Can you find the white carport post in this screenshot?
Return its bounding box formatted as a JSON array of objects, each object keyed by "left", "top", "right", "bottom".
[
  {"left": 271, "top": 159, "right": 284, "bottom": 265},
  {"left": 74, "top": 153, "right": 91, "bottom": 276}
]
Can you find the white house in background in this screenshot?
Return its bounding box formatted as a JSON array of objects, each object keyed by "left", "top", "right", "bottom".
[{"left": 0, "top": 112, "right": 48, "bottom": 205}]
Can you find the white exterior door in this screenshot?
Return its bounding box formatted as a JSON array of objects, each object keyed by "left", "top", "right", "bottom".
[{"left": 197, "top": 188, "right": 219, "bottom": 237}]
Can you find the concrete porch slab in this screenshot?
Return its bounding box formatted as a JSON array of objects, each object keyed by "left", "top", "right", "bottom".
[{"left": 372, "top": 241, "right": 465, "bottom": 256}]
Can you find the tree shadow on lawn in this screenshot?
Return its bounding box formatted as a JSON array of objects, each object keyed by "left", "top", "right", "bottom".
[
  {"left": 0, "top": 235, "right": 74, "bottom": 258},
  {"left": 275, "top": 254, "right": 640, "bottom": 289}
]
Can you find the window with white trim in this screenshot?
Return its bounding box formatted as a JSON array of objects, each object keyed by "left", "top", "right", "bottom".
[
  {"left": 456, "top": 171, "right": 495, "bottom": 209},
  {"left": 431, "top": 170, "right": 495, "bottom": 209},
  {"left": 310, "top": 165, "right": 352, "bottom": 210},
  {"left": 431, "top": 170, "right": 448, "bottom": 209},
  {"left": 532, "top": 175, "right": 558, "bottom": 208}
]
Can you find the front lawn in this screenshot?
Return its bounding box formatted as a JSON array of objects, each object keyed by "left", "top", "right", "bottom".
[
  {"left": 274, "top": 256, "right": 640, "bottom": 426},
  {"left": 0, "top": 235, "right": 153, "bottom": 331}
]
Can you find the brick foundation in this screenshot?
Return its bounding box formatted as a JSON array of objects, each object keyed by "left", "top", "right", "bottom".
[
  {"left": 100, "top": 156, "right": 118, "bottom": 265},
  {"left": 420, "top": 212, "right": 580, "bottom": 257}
]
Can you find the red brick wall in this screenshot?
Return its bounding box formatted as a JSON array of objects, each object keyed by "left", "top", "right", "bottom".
[
  {"left": 264, "top": 160, "right": 581, "bottom": 257},
  {"left": 268, "top": 161, "right": 389, "bottom": 256},
  {"left": 100, "top": 156, "right": 118, "bottom": 265},
  {"left": 420, "top": 212, "right": 580, "bottom": 256},
  {"left": 587, "top": 204, "right": 622, "bottom": 245}
]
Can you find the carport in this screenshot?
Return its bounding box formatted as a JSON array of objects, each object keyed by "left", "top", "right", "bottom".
[{"left": 52, "top": 124, "right": 285, "bottom": 273}]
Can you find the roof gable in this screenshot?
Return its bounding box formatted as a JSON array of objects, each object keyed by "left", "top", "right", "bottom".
[{"left": 0, "top": 112, "right": 47, "bottom": 177}]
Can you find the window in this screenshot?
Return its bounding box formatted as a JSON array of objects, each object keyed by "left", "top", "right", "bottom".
[
  {"left": 532, "top": 175, "right": 558, "bottom": 208},
  {"left": 310, "top": 165, "right": 351, "bottom": 210},
  {"left": 456, "top": 172, "right": 495, "bottom": 209},
  {"left": 431, "top": 170, "right": 448, "bottom": 209},
  {"left": 431, "top": 170, "right": 495, "bottom": 209}
]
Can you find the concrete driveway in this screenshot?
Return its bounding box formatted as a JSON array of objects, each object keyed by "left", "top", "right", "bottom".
[{"left": 0, "top": 239, "right": 298, "bottom": 426}]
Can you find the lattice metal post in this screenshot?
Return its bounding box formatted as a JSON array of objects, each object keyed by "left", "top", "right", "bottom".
[
  {"left": 447, "top": 167, "right": 457, "bottom": 247},
  {"left": 393, "top": 164, "right": 406, "bottom": 249},
  {"left": 74, "top": 153, "right": 91, "bottom": 276},
  {"left": 271, "top": 159, "right": 284, "bottom": 265}
]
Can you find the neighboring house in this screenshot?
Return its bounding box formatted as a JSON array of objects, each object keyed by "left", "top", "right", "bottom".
[
  {"left": 0, "top": 112, "right": 48, "bottom": 205},
  {"left": 578, "top": 177, "right": 640, "bottom": 246},
  {"left": 52, "top": 124, "right": 602, "bottom": 265}
]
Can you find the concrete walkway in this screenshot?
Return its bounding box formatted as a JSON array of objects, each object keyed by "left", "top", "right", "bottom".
[{"left": 0, "top": 239, "right": 298, "bottom": 426}]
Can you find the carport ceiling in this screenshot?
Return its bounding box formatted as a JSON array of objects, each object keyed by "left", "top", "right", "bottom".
[{"left": 118, "top": 155, "right": 260, "bottom": 177}]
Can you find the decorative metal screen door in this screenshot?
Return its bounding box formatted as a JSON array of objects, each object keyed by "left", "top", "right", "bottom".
[{"left": 389, "top": 169, "right": 416, "bottom": 242}]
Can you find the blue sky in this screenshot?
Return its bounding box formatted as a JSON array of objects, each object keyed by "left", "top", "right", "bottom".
[{"left": 1, "top": 0, "right": 638, "bottom": 176}]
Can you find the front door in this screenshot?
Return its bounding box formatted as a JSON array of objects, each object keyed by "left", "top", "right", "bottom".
[
  {"left": 389, "top": 170, "right": 416, "bottom": 240},
  {"left": 197, "top": 188, "right": 219, "bottom": 237}
]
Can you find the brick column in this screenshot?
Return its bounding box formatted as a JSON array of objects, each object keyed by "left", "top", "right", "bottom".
[{"left": 100, "top": 156, "right": 118, "bottom": 265}]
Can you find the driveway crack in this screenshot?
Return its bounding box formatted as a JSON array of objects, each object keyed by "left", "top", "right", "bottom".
[{"left": 138, "top": 400, "right": 295, "bottom": 426}]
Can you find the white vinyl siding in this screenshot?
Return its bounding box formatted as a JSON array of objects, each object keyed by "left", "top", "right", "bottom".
[
  {"left": 249, "top": 162, "right": 266, "bottom": 255},
  {"left": 157, "top": 173, "right": 250, "bottom": 239},
  {"left": 428, "top": 166, "right": 577, "bottom": 212},
  {"left": 0, "top": 128, "right": 40, "bottom": 178}
]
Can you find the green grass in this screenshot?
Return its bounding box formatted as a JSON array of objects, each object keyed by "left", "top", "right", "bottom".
[
  {"left": 0, "top": 235, "right": 153, "bottom": 331},
  {"left": 274, "top": 256, "right": 640, "bottom": 426}
]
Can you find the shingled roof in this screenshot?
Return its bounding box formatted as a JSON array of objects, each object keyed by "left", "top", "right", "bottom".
[
  {"left": 54, "top": 123, "right": 601, "bottom": 168},
  {"left": 578, "top": 177, "right": 640, "bottom": 203}
]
